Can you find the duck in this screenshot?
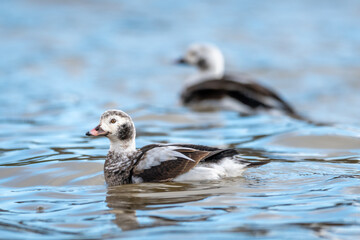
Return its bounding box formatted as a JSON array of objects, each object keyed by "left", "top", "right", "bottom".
[
  {"left": 176, "top": 43, "right": 302, "bottom": 118},
  {"left": 86, "top": 109, "right": 265, "bottom": 186}
]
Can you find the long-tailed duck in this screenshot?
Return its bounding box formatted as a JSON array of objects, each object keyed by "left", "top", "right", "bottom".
[
  {"left": 176, "top": 43, "right": 302, "bottom": 118},
  {"left": 86, "top": 109, "right": 265, "bottom": 186}
]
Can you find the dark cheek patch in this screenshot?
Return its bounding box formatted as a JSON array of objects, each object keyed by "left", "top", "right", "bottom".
[
  {"left": 197, "top": 58, "right": 209, "bottom": 70},
  {"left": 118, "top": 123, "right": 134, "bottom": 140}
]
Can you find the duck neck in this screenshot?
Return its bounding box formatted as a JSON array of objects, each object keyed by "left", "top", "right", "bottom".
[
  {"left": 104, "top": 138, "right": 137, "bottom": 186},
  {"left": 185, "top": 63, "right": 225, "bottom": 86},
  {"left": 109, "top": 138, "right": 136, "bottom": 153}
]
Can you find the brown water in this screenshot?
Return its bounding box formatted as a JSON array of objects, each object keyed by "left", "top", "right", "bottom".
[{"left": 1, "top": 0, "right": 360, "bottom": 239}]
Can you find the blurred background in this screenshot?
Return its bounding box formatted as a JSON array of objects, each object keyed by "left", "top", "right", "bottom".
[
  {"left": 1, "top": 0, "right": 360, "bottom": 239},
  {"left": 1, "top": 0, "right": 360, "bottom": 124}
]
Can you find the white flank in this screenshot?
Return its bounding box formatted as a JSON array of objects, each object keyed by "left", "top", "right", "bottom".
[
  {"left": 173, "top": 158, "right": 248, "bottom": 182},
  {"left": 188, "top": 96, "right": 253, "bottom": 114},
  {"left": 131, "top": 176, "right": 143, "bottom": 183}
]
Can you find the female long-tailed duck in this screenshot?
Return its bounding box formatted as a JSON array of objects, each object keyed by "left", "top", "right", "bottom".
[
  {"left": 86, "top": 109, "right": 265, "bottom": 186},
  {"left": 176, "top": 43, "right": 302, "bottom": 118}
]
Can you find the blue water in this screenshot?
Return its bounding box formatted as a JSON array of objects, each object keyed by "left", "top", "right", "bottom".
[{"left": 1, "top": 0, "right": 360, "bottom": 239}]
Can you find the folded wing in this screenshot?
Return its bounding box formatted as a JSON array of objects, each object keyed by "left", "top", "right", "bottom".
[
  {"left": 133, "top": 144, "right": 244, "bottom": 181},
  {"left": 181, "top": 75, "right": 300, "bottom": 118}
]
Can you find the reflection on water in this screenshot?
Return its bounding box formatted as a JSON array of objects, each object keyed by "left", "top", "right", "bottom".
[{"left": 1, "top": 0, "right": 360, "bottom": 239}]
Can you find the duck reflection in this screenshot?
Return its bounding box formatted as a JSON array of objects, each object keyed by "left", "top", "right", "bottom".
[{"left": 105, "top": 181, "right": 223, "bottom": 231}]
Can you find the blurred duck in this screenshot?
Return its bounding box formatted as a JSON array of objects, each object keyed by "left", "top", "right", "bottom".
[
  {"left": 86, "top": 109, "right": 265, "bottom": 186},
  {"left": 176, "top": 43, "right": 302, "bottom": 118}
]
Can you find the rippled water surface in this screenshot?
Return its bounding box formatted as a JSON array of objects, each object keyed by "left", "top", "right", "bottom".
[{"left": 1, "top": 0, "right": 360, "bottom": 239}]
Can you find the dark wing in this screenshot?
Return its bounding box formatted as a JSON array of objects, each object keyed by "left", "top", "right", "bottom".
[
  {"left": 166, "top": 143, "right": 239, "bottom": 163},
  {"left": 174, "top": 144, "right": 268, "bottom": 167},
  {"left": 165, "top": 143, "right": 221, "bottom": 152},
  {"left": 132, "top": 145, "right": 212, "bottom": 182},
  {"left": 226, "top": 74, "right": 297, "bottom": 115},
  {"left": 181, "top": 74, "right": 300, "bottom": 117},
  {"left": 133, "top": 144, "right": 267, "bottom": 182},
  {"left": 145, "top": 143, "right": 263, "bottom": 165}
]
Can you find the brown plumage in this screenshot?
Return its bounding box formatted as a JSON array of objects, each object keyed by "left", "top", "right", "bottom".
[
  {"left": 181, "top": 75, "right": 301, "bottom": 118},
  {"left": 86, "top": 110, "right": 267, "bottom": 186},
  {"left": 177, "top": 43, "right": 303, "bottom": 119},
  {"left": 132, "top": 144, "right": 245, "bottom": 183}
]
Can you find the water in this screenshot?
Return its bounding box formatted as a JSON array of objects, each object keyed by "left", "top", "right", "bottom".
[{"left": 1, "top": 0, "right": 360, "bottom": 239}]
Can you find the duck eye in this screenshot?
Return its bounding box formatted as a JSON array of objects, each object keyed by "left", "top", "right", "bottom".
[{"left": 110, "top": 119, "right": 116, "bottom": 124}]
